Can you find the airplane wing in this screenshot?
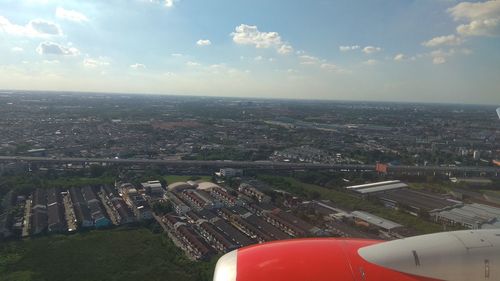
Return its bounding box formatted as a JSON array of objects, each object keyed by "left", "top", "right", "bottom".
[{"left": 213, "top": 229, "right": 500, "bottom": 281}]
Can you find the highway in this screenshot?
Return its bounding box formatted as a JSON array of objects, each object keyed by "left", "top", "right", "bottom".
[{"left": 0, "top": 156, "right": 499, "bottom": 174}]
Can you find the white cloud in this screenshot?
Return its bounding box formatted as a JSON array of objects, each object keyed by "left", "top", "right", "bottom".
[
  {"left": 171, "top": 53, "right": 183, "bottom": 57},
  {"left": 422, "top": 34, "right": 464, "bottom": 47},
  {"left": 149, "top": 0, "right": 175, "bottom": 7},
  {"left": 11, "top": 47, "right": 24, "bottom": 52},
  {"left": 29, "top": 19, "right": 61, "bottom": 35},
  {"left": 433, "top": 56, "right": 446, "bottom": 64},
  {"left": 43, "top": 59, "right": 59, "bottom": 64},
  {"left": 0, "top": 16, "right": 61, "bottom": 37},
  {"left": 428, "top": 48, "right": 471, "bottom": 64},
  {"left": 231, "top": 24, "right": 293, "bottom": 55},
  {"left": 363, "top": 59, "right": 378, "bottom": 65},
  {"left": 448, "top": 0, "right": 500, "bottom": 36},
  {"left": 278, "top": 44, "right": 293, "bottom": 54},
  {"left": 130, "top": 63, "right": 146, "bottom": 69},
  {"left": 56, "top": 7, "right": 89, "bottom": 23},
  {"left": 362, "top": 46, "right": 382, "bottom": 54},
  {"left": 339, "top": 45, "right": 360, "bottom": 52},
  {"left": 83, "top": 58, "right": 110, "bottom": 68},
  {"left": 394, "top": 53, "right": 405, "bottom": 61},
  {"left": 457, "top": 18, "right": 500, "bottom": 36},
  {"left": 186, "top": 61, "right": 200, "bottom": 67},
  {"left": 196, "top": 39, "right": 211, "bottom": 46},
  {"left": 299, "top": 55, "right": 320, "bottom": 65},
  {"left": 448, "top": 1, "right": 500, "bottom": 22},
  {"left": 36, "top": 42, "right": 79, "bottom": 56},
  {"left": 320, "top": 63, "right": 338, "bottom": 71}
]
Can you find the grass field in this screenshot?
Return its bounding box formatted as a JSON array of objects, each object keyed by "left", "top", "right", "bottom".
[{"left": 0, "top": 227, "right": 215, "bottom": 281}]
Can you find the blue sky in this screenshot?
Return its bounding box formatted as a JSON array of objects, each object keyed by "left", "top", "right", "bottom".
[{"left": 1, "top": 0, "right": 499, "bottom": 104}]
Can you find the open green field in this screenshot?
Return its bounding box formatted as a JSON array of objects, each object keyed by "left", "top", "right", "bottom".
[
  {"left": 164, "top": 175, "right": 212, "bottom": 184},
  {"left": 0, "top": 227, "right": 215, "bottom": 281},
  {"left": 259, "top": 175, "right": 444, "bottom": 234}
]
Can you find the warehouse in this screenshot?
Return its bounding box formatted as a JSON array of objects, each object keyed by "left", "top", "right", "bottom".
[
  {"left": 434, "top": 203, "right": 500, "bottom": 229},
  {"left": 351, "top": 211, "right": 403, "bottom": 233},
  {"left": 346, "top": 180, "right": 408, "bottom": 195},
  {"left": 377, "top": 188, "right": 461, "bottom": 216}
]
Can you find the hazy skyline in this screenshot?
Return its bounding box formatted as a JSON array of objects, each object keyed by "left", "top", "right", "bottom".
[{"left": 1, "top": 0, "right": 500, "bottom": 104}]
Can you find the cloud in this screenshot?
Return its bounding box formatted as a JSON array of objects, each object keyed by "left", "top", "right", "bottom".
[
  {"left": 196, "top": 39, "right": 211, "bottom": 46},
  {"left": 43, "top": 59, "right": 59, "bottom": 64},
  {"left": 171, "top": 53, "right": 183, "bottom": 57},
  {"left": 433, "top": 56, "right": 446, "bottom": 64},
  {"left": 11, "top": 47, "right": 24, "bottom": 52},
  {"left": 422, "top": 34, "right": 464, "bottom": 47},
  {"left": 278, "top": 44, "right": 293, "bottom": 54},
  {"left": 320, "top": 63, "right": 338, "bottom": 71},
  {"left": 339, "top": 45, "right": 360, "bottom": 52},
  {"left": 394, "top": 53, "right": 405, "bottom": 61},
  {"left": 149, "top": 0, "right": 175, "bottom": 7},
  {"left": 448, "top": 0, "right": 500, "bottom": 36},
  {"left": 36, "top": 42, "right": 79, "bottom": 56},
  {"left": 299, "top": 55, "right": 320, "bottom": 65},
  {"left": 231, "top": 24, "right": 293, "bottom": 55},
  {"left": 56, "top": 7, "right": 89, "bottom": 23},
  {"left": 428, "top": 48, "right": 471, "bottom": 64},
  {"left": 362, "top": 46, "right": 382, "bottom": 54},
  {"left": 130, "top": 63, "right": 146, "bottom": 69},
  {"left": 0, "top": 16, "right": 62, "bottom": 37},
  {"left": 186, "top": 61, "right": 201, "bottom": 67},
  {"left": 83, "top": 58, "right": 110, "bottom": 68},
  {"left": 29, "top": 19, "right": 61, "bottom": 35},
  {"left": 457, "top": 18, "right": 499, "bottom": 36},
  {"left": 363, "top": 59, "right": 378, "bottom": 65}
]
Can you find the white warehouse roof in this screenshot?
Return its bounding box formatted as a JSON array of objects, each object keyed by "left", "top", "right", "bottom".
[{"left": 351, "top": 211, "right": 403, "bottom": 230}]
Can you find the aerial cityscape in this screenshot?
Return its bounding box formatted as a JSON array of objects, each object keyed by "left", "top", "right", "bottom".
[
  {"left": 1, "top": 0, "right": 500, "bottom": 280},
  {"left": 0, "top": 91, "right": 499, "bottom": 280}
]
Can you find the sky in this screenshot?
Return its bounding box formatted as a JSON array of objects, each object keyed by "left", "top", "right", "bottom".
[{"left": 1, "top": 0, "right": 500, "bottom": 104}]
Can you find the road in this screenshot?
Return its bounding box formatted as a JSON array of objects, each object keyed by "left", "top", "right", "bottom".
[{"left": 0, "top": 155, "right": 499, "bottom": 175}]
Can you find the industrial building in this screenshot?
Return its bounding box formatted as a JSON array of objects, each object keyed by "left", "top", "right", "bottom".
[
  {"left": 434, "top": 203, "right": 500, "bottom": 229},
  {"left": 351, "top": 211, "right": 403, "bottom": 233},
  {"left": 346, "top": 180, "right": 408, "bottom": 195},
  {"left": 377, "top": 188, "right": 461, "bottom": 216},
  {"left": 141, "top": 180, "right": 164, "bottom": 197}
]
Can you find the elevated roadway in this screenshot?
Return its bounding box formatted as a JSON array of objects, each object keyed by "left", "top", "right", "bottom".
[{"left": 0, "top": 156, "right": 499, "bottom": 175}]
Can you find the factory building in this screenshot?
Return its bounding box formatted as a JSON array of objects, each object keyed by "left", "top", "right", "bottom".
[
  {"left": 346, "top": 180, "right": 408, "bottom": 195},
  {"left": 377, "top": 188, "right": 461, "bottom": 216},
  {"left": 141, "top": 180, "right": 164, "bottom": 197},
  {"left": 434, "top": 203, "right": 500, "bottom": 229},
  {"left": 351, "top": 211, "right": 403, "bottom": 234}
]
